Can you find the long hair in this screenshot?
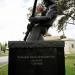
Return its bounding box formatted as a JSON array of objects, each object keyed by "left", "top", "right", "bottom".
[{"left": 43, "top": 0, "right": 55, "bottom": 7}]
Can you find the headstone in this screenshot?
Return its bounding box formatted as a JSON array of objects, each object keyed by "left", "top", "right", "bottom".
[{"left": 8, "top": 41, "right": 65, "bottom": 75}]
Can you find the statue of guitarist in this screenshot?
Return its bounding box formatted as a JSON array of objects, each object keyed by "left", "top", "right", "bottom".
[{"left": 24, "top": 0, "right": 57, "bottom": 42}]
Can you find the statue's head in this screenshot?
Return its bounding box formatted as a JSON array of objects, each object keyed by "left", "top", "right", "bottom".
[{"left": 36, "top": 5, "right": 44, "bottom": 13}]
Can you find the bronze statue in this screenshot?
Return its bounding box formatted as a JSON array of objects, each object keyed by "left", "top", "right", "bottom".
[{"left": 24, "top": 0, "right": 57, "bottom": 42}]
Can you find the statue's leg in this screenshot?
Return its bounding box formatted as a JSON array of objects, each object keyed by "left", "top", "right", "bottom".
[{"left": 26, "top": 25, "right": 44, "bottom": 42}]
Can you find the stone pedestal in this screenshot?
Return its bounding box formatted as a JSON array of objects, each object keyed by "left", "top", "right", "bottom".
[{"left": 8, "top": 41, "right": 65, "bottom": 75}]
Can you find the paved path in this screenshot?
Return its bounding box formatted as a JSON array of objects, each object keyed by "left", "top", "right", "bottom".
[{"left": 0, "top": 56, "right": 8, "bottom": 65}]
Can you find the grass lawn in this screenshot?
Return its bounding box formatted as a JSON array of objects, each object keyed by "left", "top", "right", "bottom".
[
  {"left": 0, "top": 54, "right": 75, "bottom": 75},
  {"left": 65, "top": 54, "right": 75, "bottom": 75},
  {"left": 0, "top": 64, "right": 8, "bottom": 75}
]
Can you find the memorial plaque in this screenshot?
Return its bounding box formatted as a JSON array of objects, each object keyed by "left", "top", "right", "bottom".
[{"left": 8, "top": 41, "right": 65, "bottom": 75}]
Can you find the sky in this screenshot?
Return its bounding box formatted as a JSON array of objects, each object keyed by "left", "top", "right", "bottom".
[{"left": 0, "top": 0, "right": 75, "bottom": 43}]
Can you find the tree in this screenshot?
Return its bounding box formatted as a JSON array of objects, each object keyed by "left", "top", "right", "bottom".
[
  {"left": 1, "top": 43, "right": 7, "bottom": 53},
  {"left": 0, "top": 42, "right": 2, "bottom": 55},
  {"left": 56, "top": 0, "right": 75, "bottom": 31},
  {"left": 26, "top": 0, "right": 75, "bottom": 31}
]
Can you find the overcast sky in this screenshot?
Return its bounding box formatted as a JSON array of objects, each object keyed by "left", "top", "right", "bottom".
[{"left": 0, "top": 0, "right": 75, "bottom": 43}]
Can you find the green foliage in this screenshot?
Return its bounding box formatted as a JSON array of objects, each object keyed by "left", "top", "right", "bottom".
[
  {"left": 56, "top": 0, "right": 75, "bottom": 31},
  {"left": 56, "top": 0, "right": 67, "bottom": 15},
  {"left": 58, "top": 10, "right": 74, "bottom": 31},
  {"left": 0, "top": 50, "right": 8, "bottom": 56},
  {"left": 0, "top": 42, "right": 8, "bottom": 56},
  {"left": 1, "top": 42, "right": 8, "bottom": 52},
  {"left": 1, "top": 45, "right": 6, "bottom": 51}
]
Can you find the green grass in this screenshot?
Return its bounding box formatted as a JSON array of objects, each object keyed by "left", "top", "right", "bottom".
[
  {"left": 0, "top": 64, "right": 8, "bottom": 75},
  {"left": 0, "top": 54, "right": 75, "bottom": 75},
  {"left": 65, "top": 54, "right": 75, "bottom": 75},
  {"left": 0, "top": 50, "right": 8, "bottom": 57}
]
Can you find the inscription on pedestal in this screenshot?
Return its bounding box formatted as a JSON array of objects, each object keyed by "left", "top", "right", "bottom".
[
  {"left": 17, "top": 55, "right": 55, "bottom": 65},
  {"left": 8, "top": 41, "right": 65, "bottom": 75}
]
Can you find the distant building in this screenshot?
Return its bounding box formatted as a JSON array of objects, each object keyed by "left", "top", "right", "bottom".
[
  {"left": 44, "top": 35, "right": 75, "bottom": 54},
  {"left": 62, "top": 38, "right": 75, "bottom": 54}
]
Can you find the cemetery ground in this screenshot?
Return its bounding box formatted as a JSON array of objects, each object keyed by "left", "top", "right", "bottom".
[{"left": 0, "top": 54, "right": 75, "bottom": 75}]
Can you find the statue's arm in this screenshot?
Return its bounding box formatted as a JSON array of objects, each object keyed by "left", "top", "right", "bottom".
[
  {"left": 29, "top": 16, "right": 50, "bottom": 23},
  {"left": 29, "top": 3, "right": 57, "bottom": 24}
]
